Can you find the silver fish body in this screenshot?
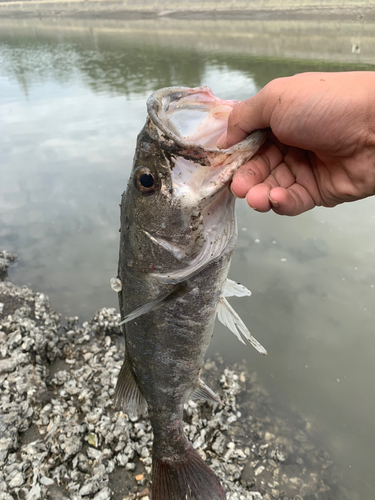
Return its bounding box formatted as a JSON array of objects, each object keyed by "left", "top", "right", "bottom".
[{"left": 115, "top": 87, "right": 266, "bottom": 500}]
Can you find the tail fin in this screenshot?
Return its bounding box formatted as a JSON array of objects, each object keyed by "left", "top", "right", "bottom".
[{"left": 152, "top": 442, "right": 226, "bottom": 500}]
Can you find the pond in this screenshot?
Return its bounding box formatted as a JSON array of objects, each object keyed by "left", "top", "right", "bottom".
[{"left": 1, "top": 16, "right": 374, "bottom": 500}]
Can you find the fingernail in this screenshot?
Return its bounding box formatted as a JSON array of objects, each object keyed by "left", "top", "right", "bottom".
[{"left": 268, "top": 194, "right": 279, "bottom": 208}]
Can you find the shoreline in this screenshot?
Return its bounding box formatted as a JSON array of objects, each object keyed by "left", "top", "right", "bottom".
[{"left": 0, "top": 257, "right": 356, "bottom": 500}]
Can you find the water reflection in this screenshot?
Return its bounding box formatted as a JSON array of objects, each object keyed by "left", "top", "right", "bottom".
[
  {"left": 1, "top": 17, "right": 375, "bottom": 500},
  {"left": 1, "top": 18, "right": 374, "bottom": 99},
  {"left": 0, "top": 32, "right": 206, "bottom": 97}
]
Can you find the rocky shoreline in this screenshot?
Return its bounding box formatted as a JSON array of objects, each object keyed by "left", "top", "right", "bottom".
[{"left": 0, "top": 256, "right": 355, "bottom": 500}]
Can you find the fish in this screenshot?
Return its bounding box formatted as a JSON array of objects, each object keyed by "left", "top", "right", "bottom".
[{"left": 114, "top": 86, "right": 267, "bottom": 500}]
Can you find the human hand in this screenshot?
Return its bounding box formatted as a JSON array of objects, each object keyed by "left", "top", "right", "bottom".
[{"left": 219, "top": 72, "right": 375, "bottom": 215}]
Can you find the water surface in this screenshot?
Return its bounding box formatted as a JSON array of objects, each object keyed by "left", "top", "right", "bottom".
[{"left": 1, "top": 17, "right": 375, "bottom": 500}]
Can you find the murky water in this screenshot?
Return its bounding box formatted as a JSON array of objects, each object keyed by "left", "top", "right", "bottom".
[{"left": 1, "top": 17, "right": 375, "bottom": 500}]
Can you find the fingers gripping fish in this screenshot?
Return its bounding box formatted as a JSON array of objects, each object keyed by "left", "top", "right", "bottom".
[{"left": 114, "top": 87, "right": 267, "bottom": 500}]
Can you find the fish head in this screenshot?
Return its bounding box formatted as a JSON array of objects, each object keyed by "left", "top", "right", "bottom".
[
  {"left": 124, "top": 87, "right": 266, "bottom": 283},
  {"left": 123, "top": 119, "right": 194, "bottom": 275}
]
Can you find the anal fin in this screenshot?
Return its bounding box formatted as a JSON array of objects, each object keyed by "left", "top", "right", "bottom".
[
  {"left": 114, "top": 354, "right": 147, "bottom": 417},
  {"left": 191, "top": 378, "right": 223, "bottom": 405}
]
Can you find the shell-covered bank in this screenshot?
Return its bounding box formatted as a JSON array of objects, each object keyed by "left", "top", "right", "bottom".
[{"left": 0, "top": 259, "right": 355, "bottom": 500}]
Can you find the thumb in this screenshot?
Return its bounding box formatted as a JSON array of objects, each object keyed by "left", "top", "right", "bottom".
[
  {"left": 224, "top": 88, "right": 270, "bottom": 148},
  {"left": 216, "top": 131, "right": 227, "bottom": 149}
]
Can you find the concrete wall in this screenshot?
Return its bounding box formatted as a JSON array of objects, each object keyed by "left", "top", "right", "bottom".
[
  {"left": 0, "top": 16, "right": 374, "bottom": 65},
  {"left": 0, "top": 0, "right": 374, "bottom": 66},
  {"left": 0, "top": 0, "right": 373, "bottom": 15}
]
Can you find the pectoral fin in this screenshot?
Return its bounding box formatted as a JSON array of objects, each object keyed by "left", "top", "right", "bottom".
[
  {"left": 114, "top": 354, "right": 147, "bottom": 417},
  {"left": 118, "top": 287, "right": 177, "bottom": 325},
  {"left": 223, "top": 278, "right": 251, "bottom": 297},
  {"left": 191, "top": 378, "right": 223, "bottom": 404},
  {"left": 217, "top": 280, "right": 267, "bottom": 355}
]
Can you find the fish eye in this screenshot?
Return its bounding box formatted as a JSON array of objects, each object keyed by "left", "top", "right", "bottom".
[{"left": 134, "top": 166, "right": 157, "bottom": 194}]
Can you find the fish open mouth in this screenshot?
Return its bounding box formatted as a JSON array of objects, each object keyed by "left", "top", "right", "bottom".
[
  {"left": 147, "top": 86, "right": 240, "bottom": 151},
  {"left": 147, "top": 86, "right": 266, "bottom": 201}
]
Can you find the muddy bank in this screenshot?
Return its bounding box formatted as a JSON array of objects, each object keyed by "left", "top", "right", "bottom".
[{"left": 0, "top": 260, "right": 357, "bottom": 500}]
